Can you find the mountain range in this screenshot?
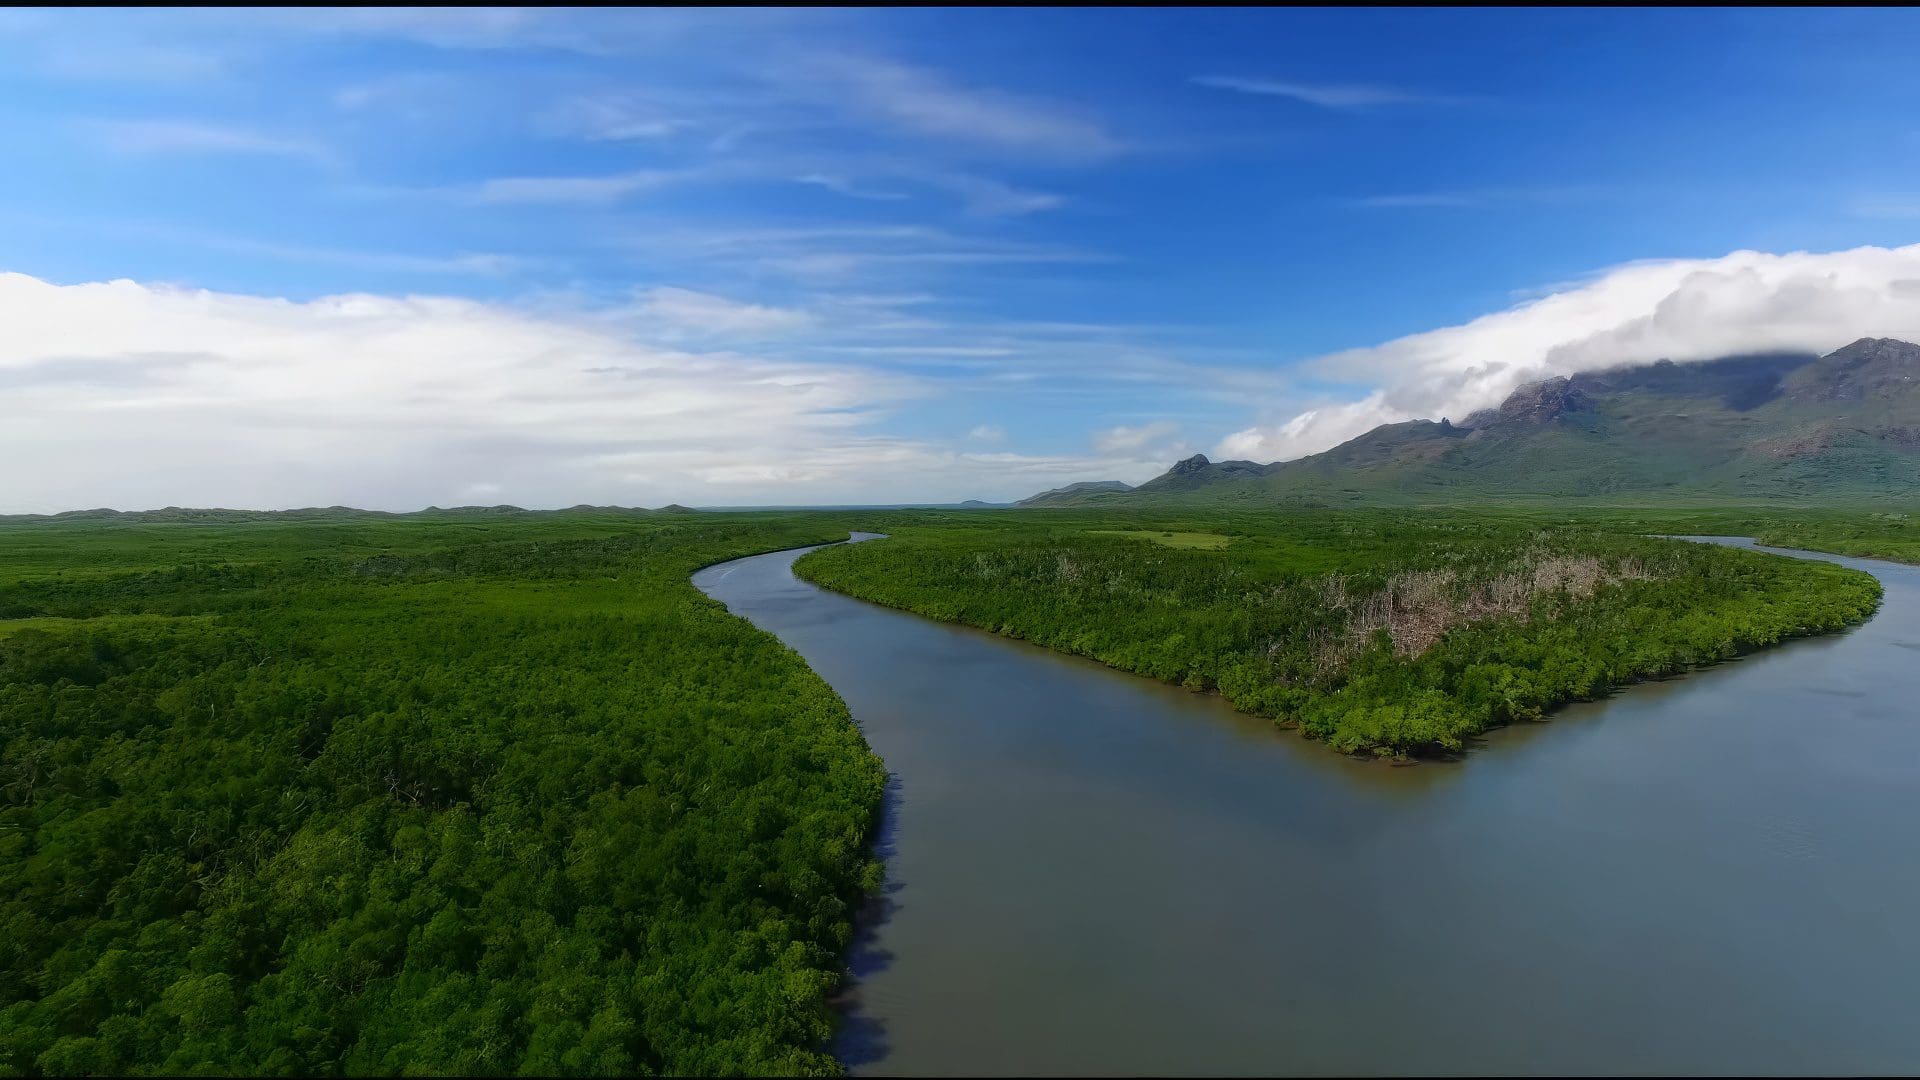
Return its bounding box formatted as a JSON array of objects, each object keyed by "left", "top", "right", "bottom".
[{"left": 1021, "top": 338, "right": 1920, "bottom": 506}]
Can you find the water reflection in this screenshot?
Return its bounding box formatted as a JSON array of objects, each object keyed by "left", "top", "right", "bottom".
[{"left": 829, "top": 774, "right": 903, "bottom": 1070}]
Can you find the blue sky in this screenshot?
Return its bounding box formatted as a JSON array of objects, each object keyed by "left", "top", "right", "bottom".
[{"left": 5, "top": 8, "right": 1920, "bottom": 510}]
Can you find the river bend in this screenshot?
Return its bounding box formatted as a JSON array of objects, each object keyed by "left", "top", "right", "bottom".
[{"left": 694, "top": 536, "right": 1920, "bottom": 1075}]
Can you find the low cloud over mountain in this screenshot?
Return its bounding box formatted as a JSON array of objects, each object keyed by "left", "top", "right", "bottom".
[{"left": 1221, "top": 243, "right": 1920, "bottom": 462}]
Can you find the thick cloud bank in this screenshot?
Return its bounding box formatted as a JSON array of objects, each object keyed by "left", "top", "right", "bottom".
[
  {"left": 1220, "top": 243, "right": 1920, "bottom": 462},
  {"left": 0, "top": 272, "right": 1141, "bottom": 511}
]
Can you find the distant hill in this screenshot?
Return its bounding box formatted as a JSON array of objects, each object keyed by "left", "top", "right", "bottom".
[
  {"left": 1013, "top": 480, "right": 1133, "bottom": 507},
  {"left": 0, "top": 506, "right": 407, "bottom": 525},
  {"left": 0, "top": 504, "right": 662, "bottom": 525},
  {"left": 1016, "top": 338, "right": 1920, "bottom": 506}
]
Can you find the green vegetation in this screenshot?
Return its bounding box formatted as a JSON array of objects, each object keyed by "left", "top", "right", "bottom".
[
  {"left": 1752, "top": 516, "right": 1920, "bottom": 564},
  {"left": 1519, "top": 505, "right": 1920, "bottom": 566},
  {"left": 0, "top": 511, "right": 885, "bottom": 1076},
  {"left": 796, "top": 509, "right": 1882, "bottom": 755},
  {"left": 1087, "top": 530, "right": 1231, "bottom": 550},
  {"left": 1, "top": 500, "right": 1908, "bottom": 1075}
]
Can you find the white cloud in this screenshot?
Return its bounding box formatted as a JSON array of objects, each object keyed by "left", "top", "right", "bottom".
[
  {"left": 1193, "top": 75, "right": 1477, "bottom": 110},
  {"left": 630, "top": 287, "right": 813, "bottom": 338},
  {"left": 1093, "top": 419, "right": 1179, "bottom": 454},
  {"left": 0, "top": 271, "right": 1180, "bottom": 511},
  {"left": 967, "top": 424, "right": 1005, "bottom": 442},
  {"left": 1217, "top": 242, "right": 1920, "bottom": 462},
  {"left": 92, "top": 120, "right": 335, "bottom": 166},
  {"left": 0, "top": 271, "right": 893, "bottom": 510}
]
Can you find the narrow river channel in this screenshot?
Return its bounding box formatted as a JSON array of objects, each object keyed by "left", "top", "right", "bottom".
[{"left": 693, "top": 536, "right": 1920, "bottom": 1076}]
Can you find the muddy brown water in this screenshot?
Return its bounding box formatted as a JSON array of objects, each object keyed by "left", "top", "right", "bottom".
[{"left": 693, "top": 536, "right": 1920, "bottom": 1075}]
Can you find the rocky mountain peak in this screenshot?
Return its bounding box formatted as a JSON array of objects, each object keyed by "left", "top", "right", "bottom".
[
  {"left": 1494, "top": 376, "right": 1595, "bottom": 425},
  {"left": 1784, "top": 337, "right": 1920, "bottom": 403}
]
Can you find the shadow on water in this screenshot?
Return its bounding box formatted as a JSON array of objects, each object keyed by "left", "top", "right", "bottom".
[{"left": 829, "top": 772, "right": 903, "bottom": 1069}]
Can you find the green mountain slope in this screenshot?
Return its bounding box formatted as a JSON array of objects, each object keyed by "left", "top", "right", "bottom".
[
  {"left": 1013, "top": 480, "right": 1133, "bottom": 507},
  {"left": 1019, "top": 339, "right": 1920, "bottom": 506}
]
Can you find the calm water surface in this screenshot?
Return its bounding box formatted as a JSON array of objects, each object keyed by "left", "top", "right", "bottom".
[{"left": 693, "top": 536, "right": 1920, "bottom": 1076}]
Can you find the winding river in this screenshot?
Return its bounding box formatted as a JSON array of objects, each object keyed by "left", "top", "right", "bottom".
[{"left": 693, "top": 536, "right": 1920, "bottom": 1075}]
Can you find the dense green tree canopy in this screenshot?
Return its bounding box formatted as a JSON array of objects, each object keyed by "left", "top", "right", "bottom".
[{"left": 0, "top": 513, "right": 885, "bottom": 1076}]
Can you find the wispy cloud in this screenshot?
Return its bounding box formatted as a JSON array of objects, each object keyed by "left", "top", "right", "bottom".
[
  {"left": 927, "top": 173, "right": 1065, "bottom": 217},
  {"left": 331, "top": 72, "right": 474, "bottom": 124},
  {"left": 1850, "top": 197, "right": 1920, "bottom": 220},
  {"left": 0, "top": 211, "right": 525, "bottom": 278},
  {"left": 41, "top": 43, "right": 226, "bottom": 83},
  {"left": 541, "top": 93, "right": 695, "bottom": 141},
  {"left": 794, "top": 168, "right": 1064, "bottom": 216},
  {"left": 1093, "top": 419, "right": 1180, "bottom": 454},
  {"left": 255, "top": 8, "right": 807, "bottom": 57},
  {"left": 91, "top": 119, "right": 336, "bottom": 166},
  {"left": 254, "top": 8, "right": 593, "bottom": 52},
  {"left": 765, "top": 248, "right": 1108, "bottom": 281},
  {"left": 1349, "top": 187, "right": 1603, "bottom": 210},
  {"left": 1352, "top": 192, "right": 1486, "bottom": 209},
  {"left": 1193, "top": 75, "right": 1480, "bottom": 110},
  {"left": 967, "top": 424, "right": 1005, "bottom": 442},
  {"left": 469, "top": 169, "right": 690, "bottom": 205},
  {"left": 823, "top": 55, "right": 1126, "bottom": 161},
  {"left": 794, "top": 173, "right": 909, "bottom": 201},
  {"left": 629, "top": 286, "right": 813, "bottom": 339},
  {"left": 156, "top": 226, "right": 522, "bottom": 276},
  {"left": 662, "top": 223, "right": 1113, "bottom": 282}
]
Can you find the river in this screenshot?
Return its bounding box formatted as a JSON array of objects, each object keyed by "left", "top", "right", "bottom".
[{"left": 692, "top": 536, "right": 1920, "bottom": 1075}]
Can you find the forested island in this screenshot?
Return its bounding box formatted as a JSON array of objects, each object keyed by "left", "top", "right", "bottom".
[{"left": 796, "top": 509, "right": 1885, "bottom": 755}]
